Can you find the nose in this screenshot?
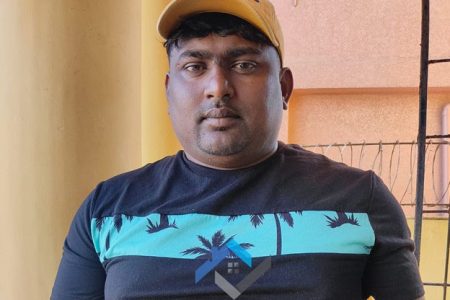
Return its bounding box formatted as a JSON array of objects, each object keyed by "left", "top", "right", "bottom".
[{"left": 204, "top": 65, "right": 234, "bottom": 102}]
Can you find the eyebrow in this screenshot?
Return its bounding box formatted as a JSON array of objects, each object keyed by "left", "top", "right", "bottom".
[
  {"left": 178, "top": 47, "right": 263, "bottom": 60},
  {"left": 224, "top": 47, "right": 263, "bottom": 58},
  {"left": 178, "top": 50, "right": 212, "bottom": 61}
]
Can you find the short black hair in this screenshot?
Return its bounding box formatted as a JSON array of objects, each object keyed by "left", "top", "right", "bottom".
[{"left": 164, "top": 12, "right": 273, "bottom": 57}]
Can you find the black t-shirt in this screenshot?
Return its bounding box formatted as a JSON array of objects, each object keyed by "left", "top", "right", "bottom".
[{"left": 52, "top": 143, "right": 424, "bottom": 299}]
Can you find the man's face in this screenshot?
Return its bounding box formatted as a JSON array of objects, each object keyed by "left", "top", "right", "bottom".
[{"left": 165, "top": 33, "right": 292, "bottom": 168}]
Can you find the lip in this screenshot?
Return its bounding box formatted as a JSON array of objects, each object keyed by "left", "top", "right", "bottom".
[
  {"left": 200, "top": 107, "right": 241, "bottom": 129},
  {"left": 201, "top": 108, "right": 240, "bottom": 120}
]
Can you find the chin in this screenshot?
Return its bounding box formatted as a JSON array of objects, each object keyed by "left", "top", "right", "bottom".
[{"left": 197, "top": 139, "right": 249, "bottom": 157}]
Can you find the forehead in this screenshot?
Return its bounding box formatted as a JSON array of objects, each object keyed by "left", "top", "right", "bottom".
[{"left": 169, "top": 34, "right": 279, "bottom": 64}]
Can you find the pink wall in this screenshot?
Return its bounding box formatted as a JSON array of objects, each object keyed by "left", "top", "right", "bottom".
[{"left": 272, "top": 0, "right": 450, "bottom": 88}]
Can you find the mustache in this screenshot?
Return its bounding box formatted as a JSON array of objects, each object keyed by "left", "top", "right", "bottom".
[{"left": 197, "top": 106, "right": 241, "bottom": 122}]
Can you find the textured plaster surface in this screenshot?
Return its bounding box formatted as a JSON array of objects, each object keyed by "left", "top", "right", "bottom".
[{"left": 272, "top": 0, "right": 450, "bottom": 88}]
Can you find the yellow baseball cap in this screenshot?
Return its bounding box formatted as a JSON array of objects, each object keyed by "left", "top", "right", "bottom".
[{"left": 157, "top": 0, "right": 284, "bottom": 63}]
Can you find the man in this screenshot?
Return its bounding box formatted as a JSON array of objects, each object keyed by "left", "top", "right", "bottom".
[{"left": 52, "top": 0, "right": 425, "bottom": 299}]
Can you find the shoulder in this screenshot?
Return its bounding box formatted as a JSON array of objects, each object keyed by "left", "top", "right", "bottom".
[
  {"left": 103, "top": 155, "right": 177, "bottom": 188},
  {"left": 97, "top": 155, "right": 175, "bottom": 193},
  {"left": 89, "top": 153, "right": 181, "bottom": 218},
  {"left": 279, "top": 142, "right": 371, "bottom": 179},
  {"left": 275, "top": 143, "right": 376, "bottom": 211}
]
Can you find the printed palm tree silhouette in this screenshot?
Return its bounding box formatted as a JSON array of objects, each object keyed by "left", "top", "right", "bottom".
[
  {"left": 105, "top": 214, "right": 125, "bottom": 253},
  {"left": 228, "top": 211, "right": 302, "bottom": 256},
  {"left": 96, "top": 217, "right": 106, "bottom": 231},
  {"left": 325, "top": 212, "right": 360, "bottom": 228},
  {"left": 114, "top": 214, "right": 123, "bottom": 232},
  {"left": 146, "top": 214, "right": 178, "bottom": 234},
  {"left": 95, "top": 214, "right": 133, "bottom": 233},
  {"left": 181, "top": 230, "right": 253, "bottom": 260},
  {"left": 105, "top": 232, "right": 110, "bottom": 251},
  {"left": 95, "top": 214, "right": 134, "bottom": 257}
]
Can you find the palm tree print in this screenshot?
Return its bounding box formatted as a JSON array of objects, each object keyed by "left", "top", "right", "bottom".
[
  {"left": 114, "top": 214, "right": 123, "bottom": 232},
  {"left": 228, "top": 211, "right": 302, "bottom": 256},
  {"left": 95, "top": 214, "right": 134, "bottom": 259},
  {"left": 325, "top": 212, "right": 360, "bottom": 228},
  {"left": 146, "top": 214, "right": 178, "bottom": 234},
  {"left": 105, "top": 232, "right": 110, "bottom": 251},
  {"left": 95, "top": 214, "right": 133, "bottom": 233},
  {"left": 181, "top": 230, "right": 253, "bottom": 260},
  {"left": 96, "top": 217, "right": 106, "bottom": 231}
]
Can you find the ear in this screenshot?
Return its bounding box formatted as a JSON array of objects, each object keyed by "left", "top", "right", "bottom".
[
  {"left": 165, "top": 72, "right": 172, "bottom": 105},
  {"left": 165, "top": 73, "right": 171, "bottom": 115},
  {"left": 165, "top": 72, "right": 170, "bottom": 92},
  {"left": 279, "top": 67, "right": 293, "bottom": 110}
]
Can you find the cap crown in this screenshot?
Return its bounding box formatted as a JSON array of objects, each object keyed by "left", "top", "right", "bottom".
[{"left": 157, "top": 0, "right": 284, "bottom": 64}]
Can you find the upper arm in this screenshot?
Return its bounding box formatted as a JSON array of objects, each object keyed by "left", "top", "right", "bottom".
[{"left": 51, "top": 187, "right": 106, "bottom": 300}]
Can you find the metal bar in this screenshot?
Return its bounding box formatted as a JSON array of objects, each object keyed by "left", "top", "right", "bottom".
[
  {"left": 423, "top": 282, "right": 450, "bottom": 287},
  {"left": 414, "top": 0, "right": 430, "bottom": 264},
  {"left": 427, "top": 134, "right": 450, "bottom": 139},
  {"left": 424, "top": 283, "right": 450, "bottom": 287},
  {"left": 423, "top": 210, "right": 450, "bottom": 214},
  {"left": 401, "top": 203, "right": 450, "bottom": 206},
  {"left": 429, "top": 58, "right": 450, "bottom": 64},
  {"left": 443, "top": 215, "right": 450, "bottom": 299},
  {"left": 302, "top": 141, "right": 450, "bottom": 148}
]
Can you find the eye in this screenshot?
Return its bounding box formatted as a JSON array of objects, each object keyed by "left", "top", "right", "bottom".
[
  {"left": 184, "top": 63, "right": 206, "bottom": 73},
  {"left": 232, "top": 61, "right": 257, "bottom": 73}
]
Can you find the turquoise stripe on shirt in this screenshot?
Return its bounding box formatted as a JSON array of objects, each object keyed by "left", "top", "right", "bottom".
[{"left": 91, "top": 210, "right": 375, "bottom": 262}]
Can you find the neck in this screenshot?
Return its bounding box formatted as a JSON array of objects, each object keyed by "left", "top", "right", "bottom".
[{"left": 185, "top": 143, "right": 279, "bottom": 170}]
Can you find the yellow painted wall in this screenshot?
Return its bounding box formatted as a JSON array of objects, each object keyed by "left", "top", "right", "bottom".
[
  {"left": 409, "top": 219, "right": 450, "bottom": 300},
  {"left": 141, "top": 0, "right": 180, "bottom": 164},
  {"left": 0, "top": 1, "right": 141, "bottom": 298}
]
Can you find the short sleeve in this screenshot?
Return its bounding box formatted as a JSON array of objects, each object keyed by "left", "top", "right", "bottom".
[
  {"left": 362, "top": 172, "right": 424, "bottom": 299},
  {"left": 51, "top": 185, "right": 106, "bottom": 300}
]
